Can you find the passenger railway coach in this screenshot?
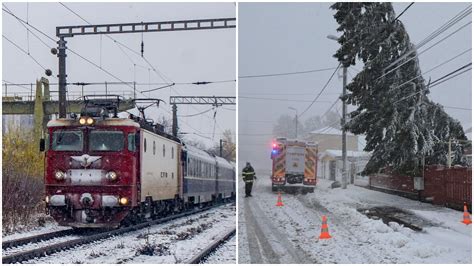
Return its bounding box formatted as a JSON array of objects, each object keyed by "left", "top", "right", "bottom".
[{"left": 41, "top": 97, "right": 235, "bottom": 228}]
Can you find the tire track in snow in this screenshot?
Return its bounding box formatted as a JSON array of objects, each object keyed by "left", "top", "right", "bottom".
[{"left": 243, "top": 198, "right": 280, "bottom": 264}]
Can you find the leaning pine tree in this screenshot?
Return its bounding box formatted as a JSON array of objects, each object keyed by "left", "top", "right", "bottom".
[{"left": 330, "top": 2, "right": 467, "bottom": 176}]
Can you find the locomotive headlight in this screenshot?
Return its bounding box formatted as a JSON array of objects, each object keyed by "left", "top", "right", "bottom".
[
  {"left": 119, "top": 197, "right": 128, "bottom": 205},
  {"left": 106, "top": 171, "right": 118, "bottom": 181},
  {"left": 45, "top": 196, "right": 50, "bottom": 204},
  {"left": 54, "top": 170, "right": 66, "bottom": 180},
  {"left": 79, "top": 117, "right": 86, "bottom": 125},
  {"left": 86, "top": 117, "right": 94, "bottom": 125}
]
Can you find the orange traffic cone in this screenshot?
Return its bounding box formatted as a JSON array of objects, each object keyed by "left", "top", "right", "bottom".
[
  {"left": 276, "top": 192, "right": 284, "bottom": 207},
  {"left": 461, "top": 202, "right": 472, "bottom": 225},
  {"left": 318, "top": 215, "right": 332, "bottom": 239}
]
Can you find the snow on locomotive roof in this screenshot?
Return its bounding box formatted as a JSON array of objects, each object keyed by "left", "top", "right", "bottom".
[{"left": 47, "top": 118, "right": 140, "bottom": 127}]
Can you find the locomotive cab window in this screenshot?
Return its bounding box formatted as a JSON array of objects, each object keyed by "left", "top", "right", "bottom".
[
  {"left": 89, "top": 131, "right": 124, "bottom": 151},
  {"left": 52, "top": 130, "right": 83, "bottom": 151},
  {"left": 128, "top": 133, "right": 136, "bottom": 152}
]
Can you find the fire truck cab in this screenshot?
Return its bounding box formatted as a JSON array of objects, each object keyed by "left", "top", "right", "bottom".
[{"left": 270, "top": 138, "right": 318, "bottom": 193}]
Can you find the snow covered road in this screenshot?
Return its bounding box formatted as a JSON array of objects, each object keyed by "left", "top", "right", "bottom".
[{"left": 238, "top": 174, "right": 472, "bottom": 263}]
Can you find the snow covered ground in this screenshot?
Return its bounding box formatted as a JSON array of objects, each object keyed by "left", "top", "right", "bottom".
[
  {"left": 2, "top": 222, "right": 69, "bottom": 242},
  {"left": 202, "top": 235, "right": 236, "bottom": 264},
  {"left": 17, "top": 204, "right": 235, "bottom": 264},
  {"left": 238, "top": 173, "right": 472, "bottom": 264}
]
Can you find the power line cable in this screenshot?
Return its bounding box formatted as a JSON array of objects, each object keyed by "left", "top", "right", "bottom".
[
  {"left": 239, "top": 96, "right": 332, "bottom": 103},
  {"left": 300, "top": 63, "right": 341, "bottom": 117},
  {"left": 378, "top": 20, "right": 471, "bottom": 81},
  {"left": 393, "top": 62, "right": 471, "bottom": 104},
  {"left": 394, "top": 2, "right": 415, "bottom": 21},
  {"left": 379, "top": 6, "right": 471, "bottom": 79},
  {"left": 239, "top": 67, "right": 337, "bottom": 79},
  {"left": 391, "top": 47, "right": 471, "bottom": 90}
]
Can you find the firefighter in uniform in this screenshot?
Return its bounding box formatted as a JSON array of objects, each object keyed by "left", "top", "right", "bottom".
[{"left": 242, "top": 162, "right": 256, "bottom": 197}]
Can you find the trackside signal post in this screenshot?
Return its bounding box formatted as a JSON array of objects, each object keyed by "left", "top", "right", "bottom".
[{"left": 55, "top": 18, "right": 236, "bottom": 118}]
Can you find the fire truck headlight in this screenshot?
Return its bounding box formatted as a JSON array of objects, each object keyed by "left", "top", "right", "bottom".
[
  {"left": 86, "top": 117, "right": 94, "bottom": 125},
  {"left": 106, "top": 171, "right": 118, "bottom": 181},
  {"left": 79, "top": 117, "right": 86, "bottom": 125},
  {"left": 119, "top": 197, "right": 128, "bottom": 205},
  {"left": 54, "top": 170, "right": 66, "bottom": 180}
]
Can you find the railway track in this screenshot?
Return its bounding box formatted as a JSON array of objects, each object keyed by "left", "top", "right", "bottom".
[
  {"left": 2, "top": 229, "right": 75, "bottom": 250},
  {"left": 2, "top": 203, "right": 231, "bottom": 264},
  {"left": 185, "top": 227, "right": 236, "bottom": 264}
]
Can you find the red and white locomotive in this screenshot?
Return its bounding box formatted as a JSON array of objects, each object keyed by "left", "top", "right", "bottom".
[{"left": 41, "top": 97, "right": 235, "bottom": 228}]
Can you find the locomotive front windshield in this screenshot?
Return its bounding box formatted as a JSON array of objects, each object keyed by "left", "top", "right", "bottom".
[
  {"left": 89, "top": 131, "right": 124, "bottom": 152},
  {"left": 52, "top": 130, "right": 83, "bottom": 151}
]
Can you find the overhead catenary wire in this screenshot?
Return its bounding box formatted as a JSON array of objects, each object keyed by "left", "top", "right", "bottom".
[
  {"left": 59, "top": 2, "right": 162, "bottom": 83},
  {"left": 4, "top": 4, "right": 233, "bottom": 140},
  {"left": 2, "top": 6, "right": 134, "bottom": 91},
  {"left": 2, "top": 34, "right": 49, "bottom": 71},
  {"left": 178, "top": 108, "right": 213, "bottom": 117}
]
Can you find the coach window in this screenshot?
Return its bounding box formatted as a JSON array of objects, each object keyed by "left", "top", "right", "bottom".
[
  {"left": 153, "top": 141, "right": 156, "bottom": 155},
  {"left": 144, "top": 138, "right": 147, "bottom": 153},
  {"left": 163, "top": 144, "right": 166, "bottom": 157},
  {"left": 172, "top": 147, "right": 174, "bottom": 159}
]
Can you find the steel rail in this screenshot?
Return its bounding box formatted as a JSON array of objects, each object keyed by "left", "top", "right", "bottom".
[
  {"left": 2, "top": 229, "right": 75, "bottom": 250},
  {"left": 2, "top": 202, "right": 232, "bottom": 264},
  {"left": 185, "top": 227, "right": 236, "bottom": 264}
]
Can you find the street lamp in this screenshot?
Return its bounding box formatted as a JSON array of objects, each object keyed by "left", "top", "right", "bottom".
[
  {"left": 288, "top": 107, "right": 298, "bottom": 139},
  {"left": 327, "top": 34, "right": 348, "bottom": 189}
]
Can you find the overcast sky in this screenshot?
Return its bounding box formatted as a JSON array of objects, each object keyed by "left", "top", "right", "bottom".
[
  {"left": 2, "top": 2, "right": 236, "bottom": 148},
  {"left": 238, "top": 2, "right": 472, "bottom": 171}
]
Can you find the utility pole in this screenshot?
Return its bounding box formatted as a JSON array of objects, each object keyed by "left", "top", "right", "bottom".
[
  {"left": 220, "top": 139, "right": 224, "bottom": 157},
  {"left": 327, "top": 34, "right": 348, "bottom": 189},
  {"left": 341, "top": 66, "right": 348, "bottom": 189},
  {"left": 447, "top": 138, "right": 452, "bottom": 168},
  {"left": 288, "top": 106, "right": 298, "bottom": 139}
]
